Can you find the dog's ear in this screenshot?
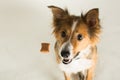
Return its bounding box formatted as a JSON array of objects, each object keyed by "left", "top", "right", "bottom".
[
  {"left": 85, "top": 8, "right": 99, "bottom": 27},
  {"left": 85, "top": 8, "right": 101, "bottom": 46},
  {"left": 48, "top": 5, "right": 68, "bottom": 19}
]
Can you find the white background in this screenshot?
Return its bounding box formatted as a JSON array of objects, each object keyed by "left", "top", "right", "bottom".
[{"left": 0, "top": 0, "right": 120, "bottom": 80}]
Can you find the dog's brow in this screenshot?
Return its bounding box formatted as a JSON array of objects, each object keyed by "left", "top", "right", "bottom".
[
  {"left": 71, "top": 21, "right": 78, "bottom": 32},
  {"left": 69, "top": 20, "right": 78, "bottom": 41}
]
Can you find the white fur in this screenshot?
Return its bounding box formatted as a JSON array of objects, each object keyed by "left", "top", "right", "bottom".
[
  {"left": 75, "top": 45, "right": 91, "bottom": 59},
  {"left": 71, "top": 21, "right": 78, "bottom": 33},
  {"left": 59, "top": 58, "right": 92, "bottom": 74},
  {"left": 59, "top": 45, "right": 92, "bottom": 74}
]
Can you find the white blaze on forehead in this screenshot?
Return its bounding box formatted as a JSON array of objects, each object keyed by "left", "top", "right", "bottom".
[
  {"left": 69, "top": 20, "right": 78, "bottom": 41},
  {"left": 71, "top": 20, "right": 78, "bottom": 33}
]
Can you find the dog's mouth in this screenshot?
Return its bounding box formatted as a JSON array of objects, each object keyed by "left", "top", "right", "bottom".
[
  {"left": 62, "top": 58, "right": 72, "bottom": 64},
  {"left": 62, "top": 52, "right": 80, "bottom": 64}
]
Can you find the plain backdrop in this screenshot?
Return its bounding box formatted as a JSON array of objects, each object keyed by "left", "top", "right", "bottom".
[{"left": 0, "top": 0, "right": 120, "bottom": 80}]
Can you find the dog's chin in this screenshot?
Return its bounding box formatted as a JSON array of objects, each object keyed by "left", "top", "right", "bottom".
[{"left": 62, "top": 59, "right": 72, "bottom": 64}]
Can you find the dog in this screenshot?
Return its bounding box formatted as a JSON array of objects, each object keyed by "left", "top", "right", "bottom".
[{"left": 48, "top": 5, "right": 101, "bottom": 80}]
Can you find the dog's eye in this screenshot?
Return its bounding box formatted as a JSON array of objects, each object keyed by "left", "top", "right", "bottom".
[
  {"left": 61, "top": 31, "right": 66, "bottom": 38},
  {"left": 77, "top": 34, "right": 83, "bottom": 40}
]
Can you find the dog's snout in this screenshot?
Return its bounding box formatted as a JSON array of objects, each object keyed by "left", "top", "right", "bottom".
[{"left": 61, "top": 51, "right": 70, "bottom": 58}]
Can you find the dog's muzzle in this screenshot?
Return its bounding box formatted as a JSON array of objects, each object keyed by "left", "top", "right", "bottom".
[{"left": 61, "top": 50, "right": 71, "bottom": 64}]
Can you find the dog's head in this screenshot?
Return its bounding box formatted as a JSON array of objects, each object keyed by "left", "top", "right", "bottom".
[{"left": 48, "top": 6, "right": 101, "bottom": 64}]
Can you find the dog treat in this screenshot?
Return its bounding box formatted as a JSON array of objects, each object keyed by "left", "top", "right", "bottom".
[{"left": 40, "top": 43, "right": 50, "bottom": 53}]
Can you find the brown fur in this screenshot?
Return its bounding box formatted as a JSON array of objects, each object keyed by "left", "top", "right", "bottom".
[{"left": 48, "top": 5, "right": 101, "bottom": 80}]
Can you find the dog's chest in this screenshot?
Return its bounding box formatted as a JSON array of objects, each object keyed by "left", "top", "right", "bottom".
[{"left": 71, "top": 71, "right": 88, "bottom": 80}]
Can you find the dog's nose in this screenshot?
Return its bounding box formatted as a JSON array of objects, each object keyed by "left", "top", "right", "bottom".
[{"left": 61, "top": 51, "right": 70, "bottom": 58}]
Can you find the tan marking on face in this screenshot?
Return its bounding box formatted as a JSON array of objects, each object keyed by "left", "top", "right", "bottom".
[
  {"left": 54, "top": 24, "right": 72, "bottom": 47},
  {"left": 71, "top": 23, "right": 90, "bottom": 55}
]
